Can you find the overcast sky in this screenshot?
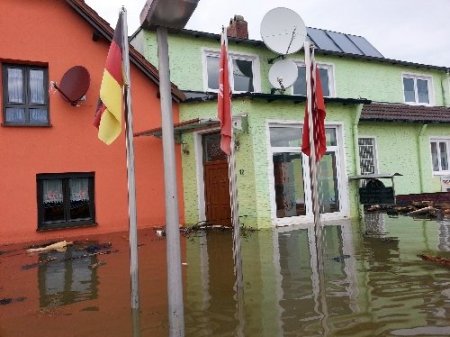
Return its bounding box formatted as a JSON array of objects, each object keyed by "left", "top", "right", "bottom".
[{"left": 85, "top": 0, "right": 449, "bottom": 67}]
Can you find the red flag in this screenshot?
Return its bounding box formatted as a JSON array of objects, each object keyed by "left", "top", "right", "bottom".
[
  {"left": 302, "top": 55, "right": 327, "bottom": 161},
  {"left": 217, "top": 28, "right": 232, "bottom": 155}
]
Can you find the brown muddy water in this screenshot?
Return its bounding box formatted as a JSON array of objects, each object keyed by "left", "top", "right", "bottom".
[{"left": 1, "top": 214, "right": 450, "bottom": 337}]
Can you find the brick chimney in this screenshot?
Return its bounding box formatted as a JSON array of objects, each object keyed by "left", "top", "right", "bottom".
[{"left": 227, "top": 15, "right": 248, "bottom": 39}]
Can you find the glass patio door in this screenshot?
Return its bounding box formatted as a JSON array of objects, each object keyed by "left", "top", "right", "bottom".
[{"left": 269, "top": 124, "right": 344, "bottom": 224}]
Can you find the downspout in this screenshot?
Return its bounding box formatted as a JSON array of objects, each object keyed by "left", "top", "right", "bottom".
[
  {"left": 442, "top": 70, "right": 450, "bottom": 107},
  {"left": 352, "top": 104, "right": 363, "bottom": 220},
  {"left": 353, "top": 104, "right": 363, "bottom": 176},
  {"left": 417, "top": 124, "right": 428, "bottom": 193}
]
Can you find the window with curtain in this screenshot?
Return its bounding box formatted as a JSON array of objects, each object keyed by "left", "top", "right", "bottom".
[
  {"left": 292, "top": 63, "right": 333, "bottom": 97},
  {"left": 205, "top": 52, "right": 257, "bottom": 92},
  {"left": 402, "top": 74, "right": 432, "bottom": 105},
  {"left": 2, "top": 64, "right": 49, "bottom": 126},
  {"left": 37, "top": 172, "right": 95, "bottom": 230},
  {"left": 430, "top": 139, "right": 450, "bottom": 174}
]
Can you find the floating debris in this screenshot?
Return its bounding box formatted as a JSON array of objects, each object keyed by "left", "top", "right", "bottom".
[
  {"left": 26, "top": 240, "right": 73, "bottom": 253},
  {"left": 332, "top": 255, "right": 351, "bottom": 262},
  {"left": 0, "top": 297, "right": 26, "bottom": 305},
  {"left": 418, "top": 254, "right": 450, "bottom": 268}
]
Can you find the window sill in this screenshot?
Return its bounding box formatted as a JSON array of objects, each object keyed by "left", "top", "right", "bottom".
[
  {"left": 37, "top": 221, "right": 97, "bottom": 232},
  {"left": 432, "top": 172, "right": 450, "bottom": 177},
  {"left": 403, "top": 101, "right": 434, "bottom": 107},
  {"left": 2, "top": 123, "right": 52, "bottom": 128}
]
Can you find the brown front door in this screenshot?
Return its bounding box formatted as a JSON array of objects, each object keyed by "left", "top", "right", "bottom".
[{"left": 203, "top": 133, "right": 231, "bottom": 226}]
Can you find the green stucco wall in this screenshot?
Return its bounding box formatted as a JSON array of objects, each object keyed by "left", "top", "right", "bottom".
[
  {"left": 134, "top": 30, "right": 450, "bottom": 106},
  {"left": 180, "top": 99, "right": 362, "bottom": 228},
  {"left": 359, "top": 123, "right": 448, "bottom": 194},
  {"left": 130, "top": 29, "right": 450, "bottom": 228}
]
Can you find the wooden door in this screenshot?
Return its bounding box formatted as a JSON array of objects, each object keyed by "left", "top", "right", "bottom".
[{"left": 203, "top": 133, "right": 231, "bottom": 226}]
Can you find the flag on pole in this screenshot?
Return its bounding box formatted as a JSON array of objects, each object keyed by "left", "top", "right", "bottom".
[
  {"left": 93, "top": 13, "right": 125, "bottom": 145},
  {"left": 217, "top": 27, "right": 232, "bottom": 155},
  {"left": 301, "top": 51, "right": 327, "bottom": 161}
]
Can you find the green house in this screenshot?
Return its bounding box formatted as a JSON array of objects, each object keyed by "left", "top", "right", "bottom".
[{"left": 131, "top": 16, "right": 450, "bottom": 229}]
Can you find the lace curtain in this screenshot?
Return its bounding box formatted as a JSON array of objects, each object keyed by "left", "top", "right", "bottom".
[
  {"left": 7, "top": 68, "right": 24, "bottom": 103},
  {"left": 70, "top": 178, "right": 89, "bottom": 201},
  {"left": 43, "top": 180, "right": 63, "bottom": 203},
  {"left": 29, "top": 69, "right": 45, "bottom": 104}
]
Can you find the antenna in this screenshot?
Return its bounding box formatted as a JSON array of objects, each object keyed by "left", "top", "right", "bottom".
[
  {"left": 51, "top": 66, "right": 90, "bottom": 106},
  {"left": 268, "top": 59, "right": 298, "bottom": 91},
  {"left": 261, "top": 7, "right": 306, "bottom": 93},
  {"left": 260, "top": 7, "right": 306, "bottom": 55}
]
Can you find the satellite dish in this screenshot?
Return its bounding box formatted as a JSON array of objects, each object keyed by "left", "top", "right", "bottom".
[
  {"left": 53, "top": 66, "right": 90, "bottom": 106},
  {"left": 260, "top": 7, "right": 306, "bottom": 55},
  {"left": 268, "top": 59, "right": 298, "bottom": 90}
]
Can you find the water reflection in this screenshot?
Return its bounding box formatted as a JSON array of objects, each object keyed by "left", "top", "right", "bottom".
[
  {"left": 38, "top": 245, "right": 98, "bottom": 307},
  {"left": 2, "top": 217, "right": 450, "bottom": 336}
]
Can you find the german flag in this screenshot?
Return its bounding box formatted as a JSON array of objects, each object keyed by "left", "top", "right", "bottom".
[{"left": 93, "top": 13, "right": 124, "bottom": 145}]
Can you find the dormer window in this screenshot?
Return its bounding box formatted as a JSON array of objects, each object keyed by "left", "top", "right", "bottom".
[
  {"left": 402, "top": 74, "right": 432, "bottom": 105},
  {"left": 204, "top": 50, "right": 260, "bottom": 93},
  {"left": 292, "top": 63, "right": 334, "bottom": 97}
]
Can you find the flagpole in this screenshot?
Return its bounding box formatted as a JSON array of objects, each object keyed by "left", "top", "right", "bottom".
[
  {"left": 121, "top": 7, "right": 140, "bottom": 311},
  {"left": 304, "top": 41, "right": 322, "bottom": 242},
  {"left": 228, "top": 134, "right": 245, "bottom": 335},
  {"left": 156, "top": 26, "right": 185, "bottom": 337}
]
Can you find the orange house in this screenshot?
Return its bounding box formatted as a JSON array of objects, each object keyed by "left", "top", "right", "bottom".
[{"left": 0, "top": 0, "right": 185, "bottom": 244}]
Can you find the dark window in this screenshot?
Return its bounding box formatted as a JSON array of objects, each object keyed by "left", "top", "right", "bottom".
[
  {"left": 293, "top": 65, "right": 331, "bottom": 97},
  {"left": 2, "top": 64, "right": 49, "bottom": 126},
  {"left": 37, "top": 172, "right": 95, "bottom": 230}
]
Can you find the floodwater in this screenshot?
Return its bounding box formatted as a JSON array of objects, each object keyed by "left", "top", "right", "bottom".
[{"left": 1, "top": 214, "right": 450, "bottom": 337}]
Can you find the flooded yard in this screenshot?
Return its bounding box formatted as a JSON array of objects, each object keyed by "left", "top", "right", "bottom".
[{"left": 1, "top": 214, "right": 450, "bottom": 336}]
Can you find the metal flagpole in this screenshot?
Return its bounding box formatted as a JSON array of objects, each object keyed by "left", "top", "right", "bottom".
[
  {"left": 304, "top": 40, "right": 322, "bottom": 243},
  {"left": 156, "top": 26, "right": 185, "bottom": 337},
  {"left": 228, "top": 132, "right": 245, "bottom": 336},
  {"left": 121, "top": 7, "right": 140, "bottom": 311}
]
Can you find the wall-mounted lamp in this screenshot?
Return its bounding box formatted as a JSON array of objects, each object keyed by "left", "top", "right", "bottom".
[{"left": 182, "top": 142, "right": 190, "bottom": 155}]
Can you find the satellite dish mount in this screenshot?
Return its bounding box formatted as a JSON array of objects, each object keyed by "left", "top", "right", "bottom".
[
  {"left": 51, "top": 66, "right": 90, "bottom": 107},
  {"left": 261, "top": 7, "right": 307, "bottom": 93}
]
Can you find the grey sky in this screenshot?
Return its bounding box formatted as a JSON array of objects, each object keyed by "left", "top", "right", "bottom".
[{"left": 85, "top": 0, "right": 449, "bottom": 67}]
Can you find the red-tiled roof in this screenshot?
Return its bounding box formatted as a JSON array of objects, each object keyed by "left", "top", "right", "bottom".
[
  {"left": 361, "top": 102, "right": 450, "bottom": 123},
  {"left": 65, "top": 0, "right": 185, "bottom": 102}
]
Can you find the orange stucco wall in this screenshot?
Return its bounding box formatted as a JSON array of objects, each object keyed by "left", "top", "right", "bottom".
[{"left": 0, "top": 0, "right": 184, "bottom": 244}]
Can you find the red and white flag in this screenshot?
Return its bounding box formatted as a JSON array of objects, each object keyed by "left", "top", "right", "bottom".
[
  {"left": 301, "top": 49, "right": 327, "bottom": 161},
  {"left": 217, "top": 28, "right": 232, "bottom": 156}
]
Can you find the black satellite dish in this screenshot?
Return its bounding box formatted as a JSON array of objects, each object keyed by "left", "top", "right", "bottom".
[{"left": 53, "top": 66, "right": 90, "bottom": 106}]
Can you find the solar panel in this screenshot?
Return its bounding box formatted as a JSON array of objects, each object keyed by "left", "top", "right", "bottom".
[
  {"left": 326, "top": 31, "right": 363, "bottom": 55},
  {"left": 346, "top": 35, "right": 384, "bottom": 58},
  {"left": 307, "top": 27, "right": 384, "bottom": 58},
  {"left": 307, "top": 28, "right": 341, "bottom": 52}
]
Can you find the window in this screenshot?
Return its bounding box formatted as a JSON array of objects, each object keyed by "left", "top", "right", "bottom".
[
  {"left": 402, "top": 74, "right": 432, "bottom": 105},
  {"left": 292, "top": 63, "right": 333, "bottom": 97},
  {"left": 2, "top": 64, "right": 49, "bottom": 126},
  {"left": 205, "top": 51, "right": 259, "bottom": 92},
  {"left": 358, "top": 137, "right": 378, "bottom": 175},
  {"left": 37, "top": 172, "right": 95, "bottom": 230},
  {"left": 269, "top": 125, "right": 341, "bottom": 218},
  {"left": 430, "top": 139, "right": 450, "bottom": 174}
]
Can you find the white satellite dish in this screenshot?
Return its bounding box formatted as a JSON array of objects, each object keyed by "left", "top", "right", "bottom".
[
  {"left": 268, "top": 59, "right": 298, "bottom": 90},
  {"left": 260, "top": 7, "right": 306, "bottom": 55}
]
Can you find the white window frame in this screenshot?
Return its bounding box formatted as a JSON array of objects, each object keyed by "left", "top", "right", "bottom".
[
  {"left": 266, "top": 120, "right": 349, "bottom": 227},
  {"left": 430, "top": 137, "right": 450, "bottom": 175},
  {"left": 402, "top": 73, "right": 434, "bottom": 106},
  {"left": 291, "top": 61, "right": 336, "bottom": 97},
  {"left": 202, "top": 48, "right": 261, "bottom": 93}
]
